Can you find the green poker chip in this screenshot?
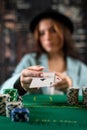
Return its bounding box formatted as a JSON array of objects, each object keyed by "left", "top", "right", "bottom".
[{"left": 3, "top": 89, "right": 18, "bottom": 101}]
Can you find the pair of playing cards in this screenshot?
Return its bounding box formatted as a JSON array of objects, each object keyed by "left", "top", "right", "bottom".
[{"left": 29, "top": 72, "right": 55, "bottom": 88}]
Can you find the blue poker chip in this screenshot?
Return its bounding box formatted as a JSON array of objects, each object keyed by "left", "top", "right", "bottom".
[
  {"left": 11, "top": 108, "right": 30, "bottom": 122},
  {"left": 11, "top": 107, "right": 30, "bottom": 114}
]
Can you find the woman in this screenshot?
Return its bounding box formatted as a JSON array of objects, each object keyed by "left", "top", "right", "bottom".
[{"left": 0, "top": 9, "right": 87, "bottom": 96}]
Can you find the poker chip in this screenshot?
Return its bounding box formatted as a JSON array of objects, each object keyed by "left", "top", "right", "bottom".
[
  {"left": 6, "top": 101, "right": 23, "bottom": 117},
  {"left": 3, "top": 89, "right": 18, "bottom": 101},
  {"left": 11, "top": 108, "right": 29, "bottom": 122},
  {"left": 0, "top": 94, "right": 10, "bottom": 116},
  {"left": 67, "top": 87, "right": 79, "bottom": 105},
  {"left": 82, "top": 86, "right": 87, "bottom": 106},
  {"left": 17, "top": 96, "right": 23, "bottom": 102}
]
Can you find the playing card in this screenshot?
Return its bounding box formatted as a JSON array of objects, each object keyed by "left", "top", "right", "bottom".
[{"left": 29, "top": 72, "right": 55, "bottom": 88}]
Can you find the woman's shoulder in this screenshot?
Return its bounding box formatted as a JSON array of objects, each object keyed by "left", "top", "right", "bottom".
[
  {"left": 20, "top": 53, "right": 37, "bottom": 63},
  {"left": 67, "top": 56, "right": 87, "bottom": 68},
  {"left": 22, "top": 53, "right": 37, "bottom": 59}
]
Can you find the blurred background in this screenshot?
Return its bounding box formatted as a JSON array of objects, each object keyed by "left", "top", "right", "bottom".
[{"left": 0, "top": 0, "right": 87, "bottom": 85}]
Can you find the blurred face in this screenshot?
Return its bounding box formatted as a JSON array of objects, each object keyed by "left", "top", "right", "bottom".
[{"left": 38, "top": 19, "right": 64, "bottom": 53}]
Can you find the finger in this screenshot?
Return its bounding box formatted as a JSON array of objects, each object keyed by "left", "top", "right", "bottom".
[
  {"left": 27, "top": 66, "right": 45, "bottom": 71},
  {"left": 58, "top": 82, "right": 68, "bottom": 89},
  {"left": 21, "top": 83, "right": 30, "bottom": 91},
  {"left": 55, "top": 72, "right": 64, "bottom": 79},
  {"left": 21, "top": 69, "right": 43, "bottom": 77},
  {"left": 53, "top": 80, "right": 65, "bottom": 87},
  {"left": 20, "top": 76, "right": 32, "bottom": 84},
  {"left": 56, "top": 79, "right": 66, "bottom": 85},
  {"left": 55, "top": 75, "right": 62, "bottom": 82},
  {"left": 53, "top": 79, "right": 68, "bottom": 89},
  {"left": 55, "top": 73, "right": 72, "bottom": 87},
  {"left": 56, "top": 75, "right": 72, "bottom": 87}
]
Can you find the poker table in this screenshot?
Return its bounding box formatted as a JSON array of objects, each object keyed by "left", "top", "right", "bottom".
[{"left": 0, "top": 94, "right": 87, "bottom": 130}]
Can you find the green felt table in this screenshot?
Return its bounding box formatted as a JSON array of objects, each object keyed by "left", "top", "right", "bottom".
[{"left": 0, "top": 94, "right": 87, "bottom": 130}]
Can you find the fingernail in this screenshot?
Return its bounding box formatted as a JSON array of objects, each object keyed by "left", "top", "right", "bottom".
[
  {"left": 40, "top": 66, "right": 45, "bottom": 69},
  {"left": 40, "top": 73, "right": 44, "bottom": 77}
]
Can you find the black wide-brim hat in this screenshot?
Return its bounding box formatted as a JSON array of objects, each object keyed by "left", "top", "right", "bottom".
[{"left": 30, "top": 8, "right": 74, "bottom": 34}]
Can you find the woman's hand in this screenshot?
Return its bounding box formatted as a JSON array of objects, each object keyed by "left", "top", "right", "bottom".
[
  {"left": 53, "top": 72, "right": 72, "bottom": 92},
  {"left": 20, "top": 66, "right": 44, "bottom": 91}
]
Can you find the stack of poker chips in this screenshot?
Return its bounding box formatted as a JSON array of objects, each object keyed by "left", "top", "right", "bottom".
[
  {"left": 0, "top": 94, "right": 10, "bottom": 116},
  {"left": 67, "top": 87, "right": 79, "bottom": 105},
  {"left": 6, "top": 101, "right": 23, "bottom": 117},
  {"left": 82, "top": 86, "right": 87, "bottom": 106},
  {"left": 3, "top": 89, "right": 18, "bottom": 101},
  {"left": 11, "top": 108, "right": 29, "bottom": 122}
]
